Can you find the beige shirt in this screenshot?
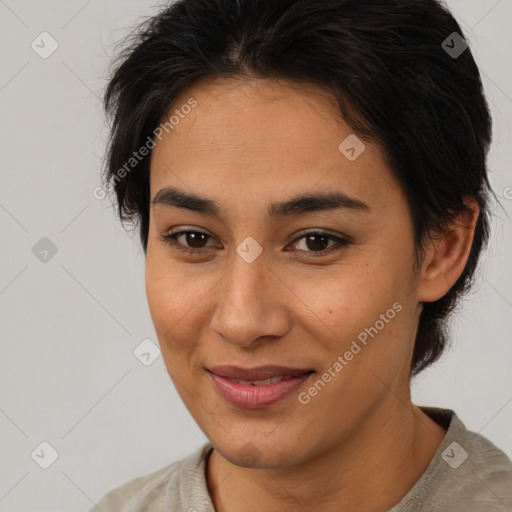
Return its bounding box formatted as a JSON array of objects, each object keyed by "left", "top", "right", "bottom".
[{"left": 89, "top": 407, "right": 512, "bottom": 511}]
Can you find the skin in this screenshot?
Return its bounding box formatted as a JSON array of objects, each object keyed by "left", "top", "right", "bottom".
[{"left": 145, "top": 76, "right": 479, "bottom": 512}]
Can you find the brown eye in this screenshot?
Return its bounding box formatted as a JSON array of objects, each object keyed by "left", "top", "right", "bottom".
[
  {"left": 288, "top": 231, "right": 350, "bottom": 256},
  {"left": 303, "top": 234, "right": 331, "bottom": 251},
  {"left": 160, "top": 229, "right": 350, "bottom": 258},
  {"left": 160, "top": 230, "right": 215, "bottom": 253},
  {"left": 180, "top": 231, "right": 210, "bottom": 249}
]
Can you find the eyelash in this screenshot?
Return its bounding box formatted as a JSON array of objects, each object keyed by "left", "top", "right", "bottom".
[{"left": 158, "top": 229, "right": 350, "bottom": 257}]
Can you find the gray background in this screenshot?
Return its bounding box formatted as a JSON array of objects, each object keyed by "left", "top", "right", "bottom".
[{"left": 0, "top": 0, "right": 511, "bottom": 510}]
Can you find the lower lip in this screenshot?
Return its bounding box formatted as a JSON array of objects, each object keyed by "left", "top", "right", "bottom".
[{"left": 208, "top": 372, "right": 313, "bottom": 409}]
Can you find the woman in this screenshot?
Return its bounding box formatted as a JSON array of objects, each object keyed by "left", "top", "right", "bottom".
[{"left": 91, "top": 0, "right": 512, "bottom": 510}]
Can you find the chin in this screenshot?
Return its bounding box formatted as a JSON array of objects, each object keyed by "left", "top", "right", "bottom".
[{"left": 214, "top": 434, "right": 311, "bottom": 469}]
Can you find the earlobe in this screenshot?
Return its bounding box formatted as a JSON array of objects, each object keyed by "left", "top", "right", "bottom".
[{"left": 417, "top": 198, "right": 480, "bottom": 303}]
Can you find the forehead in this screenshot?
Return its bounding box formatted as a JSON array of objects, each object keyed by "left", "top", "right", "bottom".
[
  {"left": 153, "top": 77, "right": 350, "bottom": 156},
  {"left": 149, "top": 77, "right": 400, "bottom": 210}
]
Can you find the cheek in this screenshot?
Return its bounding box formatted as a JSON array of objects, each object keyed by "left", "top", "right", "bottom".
[
  {"left": 145, "top": 252, "right": 212, "bottom": 363},
  {"left": 294, "top": 254, "right": 413, "bottom": 374},
  {"left": 145, "top": 255, "right": 170, "bottom": 326},
  {"left": 145, "top": 255, "right": 187, "bottom": 347},
  {"left": 146, "top": 247, "right": 190, "bottom": 318},
  {"left": 294, "top": 260, "right": 393, "bottom": 330}
]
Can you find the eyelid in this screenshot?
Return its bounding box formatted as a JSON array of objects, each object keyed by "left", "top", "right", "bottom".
[
  {"left": 159, "top": 227, "right": 351, "bottom": 257},
  {"left": 159, "top": 227, "right": 218, "bottom": 253},
  {"left": 288, "top": 230, "right": 350, "bottom": 256},
  {"left": 291, "top": 228, "right": 351, "bottom": 244}
]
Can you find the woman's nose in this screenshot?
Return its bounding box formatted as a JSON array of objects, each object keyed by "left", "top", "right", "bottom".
[{"left": 209, "top": 248, "right": 291, "bottom": 348}]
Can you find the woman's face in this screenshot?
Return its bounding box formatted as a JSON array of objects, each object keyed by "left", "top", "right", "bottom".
[{"left": 146, "top": 77, "right": 425, "bottom": 468}]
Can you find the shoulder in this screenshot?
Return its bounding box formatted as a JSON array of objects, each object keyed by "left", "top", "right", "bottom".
[
  {"left": 89, "top": 443, "right": 213, "bottom": 512},
  {"left": 447, "top": 421, "right": 512, "bottom": 509},
  {"left": 393, "top": 407, "right": 512, "bottom": 512}
]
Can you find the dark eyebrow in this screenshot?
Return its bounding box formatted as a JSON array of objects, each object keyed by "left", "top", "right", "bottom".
[{"left": 152, "top": 185, "right": 371, "bottom": 220}]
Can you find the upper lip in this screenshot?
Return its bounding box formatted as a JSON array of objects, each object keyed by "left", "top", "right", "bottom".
[{"left": 207, "top": 365, "right": 314, "bottom": 381}]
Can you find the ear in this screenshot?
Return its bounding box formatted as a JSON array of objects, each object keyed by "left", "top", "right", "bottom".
[{"left": 417, "top": 197, "right": 480, "bottom": 303}]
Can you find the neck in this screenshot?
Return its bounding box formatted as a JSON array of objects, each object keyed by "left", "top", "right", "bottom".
[{"left": 206, "top": 398, "right": 447, "bottom": 512}]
